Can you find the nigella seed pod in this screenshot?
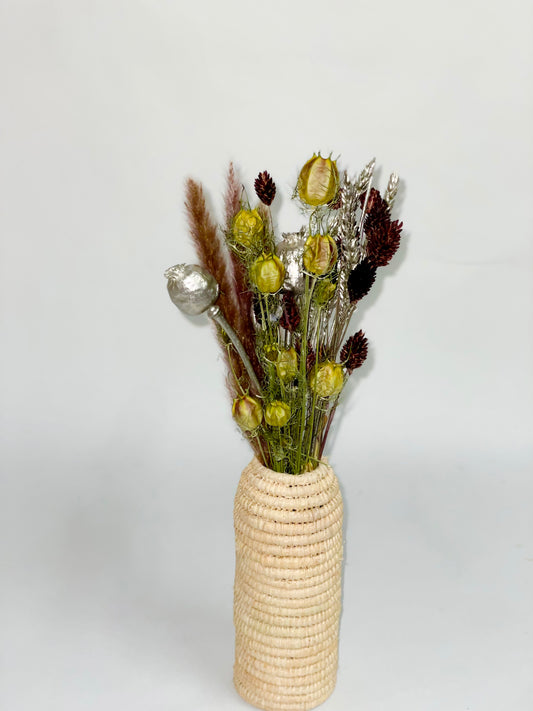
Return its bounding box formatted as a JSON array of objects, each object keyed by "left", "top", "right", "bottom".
[
  {"left": 297, "top": 154, "right": 339, "bottom": 206},
  {"left": 250, "top": 253, "right": 285, "bottom": 294},
  {"left": 232, "top": 395, "right": 263, "bottom": 431},
  {"left": 164, "top": 264, "right": 219, "bottom": 316},
  {"left": 309, "top": 361, "right": 344, "bottom": 398},
  {"left": 303, "top": 234, "right": 337, "bottom": 276},
  {"left": 276, "top": 347, "right": 298, "bottom": 381},
  {"left": 264, "top": 401, "right": 291, "bottom": 427},
  {"left": 232, "top": 208, "right": 264, "bottom": 248},
  {"left": 313, "top": 278, "right": 337, "bottom": 305},
  {"left": 264, "top": 344, "right": 279, "bottom": 363}
]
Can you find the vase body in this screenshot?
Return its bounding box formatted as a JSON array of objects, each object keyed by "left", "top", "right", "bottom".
[{"left": 233, "top": 457, "right": 343, "bottom": 711}]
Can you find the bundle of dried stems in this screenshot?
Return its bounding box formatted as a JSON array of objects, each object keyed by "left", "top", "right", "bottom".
[{"left": 172, "top": 152, "right": 404, "bottom": 474}]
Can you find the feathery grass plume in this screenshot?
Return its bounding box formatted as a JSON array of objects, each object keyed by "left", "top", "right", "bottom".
[
  {"left": 185, "top": 178, "right": 256, "bottom": 393},
  {"left": 347, "top": 258, "right": 377, "bottom": 302},
  {"left": 254, "top": 171, "right": 276, "bottom": 206},
  {"left": 341, "top": 330, "right": 368, "bottom": 373},
  {"left": 185, "top": 178, "right": 261, "bottom": 389},
  {"left": 185, "top": 178, "right": 228, "bottom": 282},
  {"left": 224, "top": 162, "right": 242, "bottom": 231},
  {"left": 228, "top": 252, "right": 263, "bottom": 386}
]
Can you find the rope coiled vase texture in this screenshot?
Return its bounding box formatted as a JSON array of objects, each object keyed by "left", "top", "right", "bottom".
[{"left": 233, "top": 457, "right": 344, "bottom": 711}]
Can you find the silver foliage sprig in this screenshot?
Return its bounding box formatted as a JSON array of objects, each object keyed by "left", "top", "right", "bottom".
[
  {"left": 384, "top": 172, "right": 399, "bottom": 209},
  {"left": 355, "top": 157, "right": 376, "bottom": 195},
  {"left": 328, "top": 158, "right": 376, "bottom": 356}
]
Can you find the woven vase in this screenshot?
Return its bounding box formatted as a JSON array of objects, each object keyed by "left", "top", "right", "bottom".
[{"left": 233, "top": 457, "right": 344, "bottom": 711}]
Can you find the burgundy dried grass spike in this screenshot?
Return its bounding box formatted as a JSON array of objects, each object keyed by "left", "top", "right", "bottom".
[
  {"left": 279, "top": 291, "right": 300, "bottom": 332},
  {"left": 347, "top": 258, "right": 377, "bottom": 302},
  {"left": 363, "top": 188, "right": 390, "bottom": 234},
  {"left": 341, "top": 330, "right": 368, "bottom": 373},
  {"left": 362, "top": 187, "right": 403, "bottom": 268},
  {"left": 306, "top": 340, "right": 327, "bottom": 372},
  {"left": 380, "top": 219, "right": 403, "bottom": 266},
  {"left": 254, "top": 171, "right": 276, "bottom": 206},
  {"left": 362, "top": 186, "right": 379, "bottom": 213}
]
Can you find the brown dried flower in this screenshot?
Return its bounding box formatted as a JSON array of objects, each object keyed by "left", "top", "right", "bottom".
[
  {"left": 254, "top": 171, "right": 276, "bottom": 206},
  {"left": 347, "top": 258, "right": 377, "bottom": 302},
  {"left": 362, "top": 188, "right": 403, "bottom": 268},
  {"left": 279, "top": 290, "right": 301, "bottom": 332},
  {"left": 340, "top": 330, "right": 368, "bottom": 373}
]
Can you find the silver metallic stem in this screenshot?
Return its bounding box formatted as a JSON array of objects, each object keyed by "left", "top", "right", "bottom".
[{"left": 206, "top": 305, "right": 262, "bottom": 395}]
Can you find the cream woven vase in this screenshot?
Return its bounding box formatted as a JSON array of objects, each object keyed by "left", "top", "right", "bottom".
[{"left": 233, "top": 457, "right": 344, "bottom": 711}]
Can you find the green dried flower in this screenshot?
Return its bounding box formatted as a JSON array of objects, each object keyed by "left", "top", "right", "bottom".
[{"left": 265, "top": 401, "right": 291, "bottom": 427}]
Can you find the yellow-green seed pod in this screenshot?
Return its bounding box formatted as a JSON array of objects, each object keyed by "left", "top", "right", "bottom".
[
  {"left": 303, "top": 234, "right": 337, "bottom": 276},
  {"left": 250, "top": 252, "right": 285, "bottom": 294},
  {"left": 313, "top": 278, "right": 337, "bottom": 305},
  {"left": 232, "top": 395, "right": 263, "bottom": 431},
  {"left": 276, "top": 347, "right": 298, "bottom": 381},
  {"left": 297, "top": 154, "right": 339, "bottom": 206},
  {"left": 309, "top": 361, "right": 344, "bottom": 398},
  {"left": 232, "top": 208, "right": 264, "bottom": 248},
  {"left": 264, "top": 344, "right": 279, "bottom": 363},
  {"left": 265, "top": 401, "right": 291, "bottom": 427}
]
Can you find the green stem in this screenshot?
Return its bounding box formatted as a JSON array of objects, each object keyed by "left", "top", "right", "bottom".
[
  {"left": 258, "top": 294, "right": 268, "bottom": 335},
  {"left": 318, "top": 394, "right": 340, "bottom": 459},
  {"left": 278, "top": 427, "right": 284, "bottom": 473},
  {"left": 263, "top": 294, "right": 274, "bottom": 342},
  {"left": 305, "top": 307, "right": 322, "bottom": 461},
  {"left": 226, "top": 342, "right": 246, "bottom": 397},
  {"left": 295, "top": 274, "right": 316, "bottom": 473},
  {"left": 254, "top": 433, "right": 267, "bottom": 466}
]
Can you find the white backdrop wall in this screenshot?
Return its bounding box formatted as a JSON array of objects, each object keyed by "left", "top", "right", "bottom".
[{"left": 1, "top": 2, "right": 532, "bottom": 710}]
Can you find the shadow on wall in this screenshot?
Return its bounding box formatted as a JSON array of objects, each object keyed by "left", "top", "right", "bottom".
[{"left": 34, "top": 443, "right": 235, "bottom": 690}]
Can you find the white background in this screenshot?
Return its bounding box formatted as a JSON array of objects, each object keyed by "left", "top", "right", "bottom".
[{"left": 1, "top": 1, "right": 532, "bottom": 710}]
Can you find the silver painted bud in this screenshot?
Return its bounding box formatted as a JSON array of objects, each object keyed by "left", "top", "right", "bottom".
[
  {"left": 277, "top": 231, "right": 307, "bottom": 294},
  {"left": 164, "top": 264, "right": 219, "bottom": 316}
]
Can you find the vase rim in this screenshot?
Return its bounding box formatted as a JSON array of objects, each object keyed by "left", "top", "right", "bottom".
[{"left": 248, "top": 456, "right": 332, "bottom": 483}]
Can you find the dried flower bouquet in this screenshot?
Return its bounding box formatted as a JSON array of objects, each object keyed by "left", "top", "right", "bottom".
[{"left": 165, "top": 153, "right": 403, "bottom": 474}]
